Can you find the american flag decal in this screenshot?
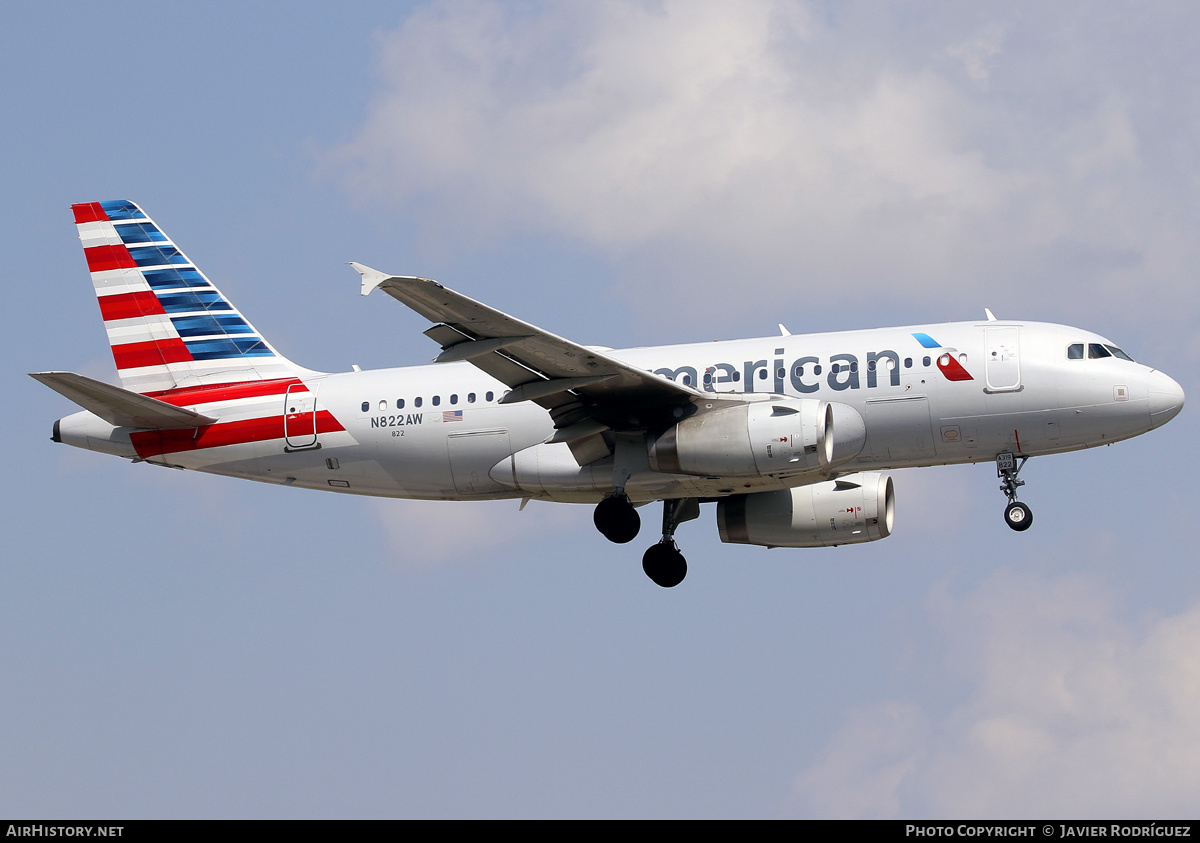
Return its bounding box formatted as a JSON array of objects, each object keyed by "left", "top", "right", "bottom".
[{"left": 443, "top": 410, "right": 463, "bottom": 422}]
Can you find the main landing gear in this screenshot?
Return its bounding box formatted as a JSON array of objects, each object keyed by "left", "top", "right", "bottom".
[
  {"left": 642, "top": 541, "right": 686, "bottom": 589},
  {"left": 997, "top": 451, "right": 1033, "bottom": 532},
  {"left": 593, "top": 495, "right": 699, "bottom": 587},
  {"left": 642, "top": 498, "right": 700, "bottom": 588},
  {"left": 594, "top": 493, "right": 641, "bottom": 543}
]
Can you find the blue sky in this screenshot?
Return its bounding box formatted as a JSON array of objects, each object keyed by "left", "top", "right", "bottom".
[{"left": 3, "top": 1, "right": 1199, "bottom": 818}]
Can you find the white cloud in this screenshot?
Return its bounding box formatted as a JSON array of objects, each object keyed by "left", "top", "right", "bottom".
[
  {"left": 791, "top": 701, "right": 929, "bottom": 819},
  {"left": 946, "top": 24, "right": 1005, "bottom": 85},
  {"left": 792, "top": 569, "right": 1200, "bottom": 818},
  {"left": 331, "top": 1, "right": 1200, "bottom": 329}
]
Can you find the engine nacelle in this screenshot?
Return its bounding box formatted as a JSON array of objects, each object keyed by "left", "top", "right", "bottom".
[
  {"left": 647, "top": 398, "right": 865, "bottom": 478},
  {"left": 716, "top": 472, "right": 894, "bottom": 547}
]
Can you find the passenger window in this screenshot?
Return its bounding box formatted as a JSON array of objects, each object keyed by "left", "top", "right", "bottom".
[
  {"left": 361, "top": 401, "right": 369, "bottom": 413},
  {"left": 450, "top": 394, "right": 458, "bottom": 405},
  {"left": 831, "top": 364, "right": 840, "bottom": 374},
  {"left": 468, "top": 393, "right": 476, "bottom": 403},
  {"left": 904, "top": 358, "right": 912, "bottom": 368},
  {"left": 776, "top": 367, "right": 786, "bottom": 379},
  {"left": 958, "top": 354, "right": 967, "bottom": 364},
  {"left": 415, "top": 397, "right": 422, "bottom": 408},
  {"left": 1067, "top": 344, "right": 1084, "bottom": 359},
  {"left": 922, "top": 356, "right": 931, "bottom": 367},
  {"left": 732, "top": 372, "right": 740, "bottom": 382},
  {"left": 682, "top": 375, "right": 691, "bottom": 386},
  {"left": 1089, "top": 343, "right": 1112, "bottom": 359},
  {"left": 486, "top": 391, "right": 494, "bottom": 402},
  {"left": 396, "top": 399, "right": 405, "bottom": 409},
  {"left": 867, "top": 360, "right": 876, "bottom": 372},
  {"left": 758, "top": 369, "right": 767, "bottom": 380},
  {"left": 813, "top": 365, "right": 822, "bottom": 375},
  {"left": 432, "top": 395, "right": 441, "bottom": 406},
  {"left": 378, "top": 400, "right": 387, "bottom": 412},
  {"left": 795, "top": 366, "right": 804, "bottom": 377}
]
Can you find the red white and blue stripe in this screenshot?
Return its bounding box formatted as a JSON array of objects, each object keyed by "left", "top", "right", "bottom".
[
  {"left": 73, "top": 200, "right": 298, "bottom": 394},
  {"left": 129, "top": 377, "right": 345, "bottom": 460},
  {"left": 73, "top": 201, "right": 345, "bottom": 459}
]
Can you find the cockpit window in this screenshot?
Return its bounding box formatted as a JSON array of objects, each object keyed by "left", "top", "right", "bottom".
[
  {"left": 1088, "top": 343, "right": 1112, "bottom": 359},
  {"left": 1104, "top": 344, "right": 1134, "bottom": 361},
  {"left": 1067, "top": 343, "right": 1084, "bottom": 359}
]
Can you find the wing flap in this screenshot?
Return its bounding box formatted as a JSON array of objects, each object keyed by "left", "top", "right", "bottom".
[
  {"left": 435, "top": 335, "right": 532, "bottom": 363},
  {"left": 499, "top": 375, "right": 618, "bottom": 405},
  {"left": 30, "top": 371, "right": 216, "bottom": 429}
]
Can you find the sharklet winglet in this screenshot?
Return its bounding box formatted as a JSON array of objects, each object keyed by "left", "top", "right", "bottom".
[{"left": 351, "top": 262, "right": 390, "bottom": 297}]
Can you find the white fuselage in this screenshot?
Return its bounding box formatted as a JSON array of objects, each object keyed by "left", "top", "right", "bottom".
[{"left": 56, "top": 319, "right": 1182, "bottom": 504}]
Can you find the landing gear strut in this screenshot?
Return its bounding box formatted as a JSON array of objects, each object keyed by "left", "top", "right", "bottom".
[
  {"left": 997, "top": 451, "right": 1033, "bottom": 532},
  {"left": 642, "top": 498, "right": 699, "bottom": 588}
]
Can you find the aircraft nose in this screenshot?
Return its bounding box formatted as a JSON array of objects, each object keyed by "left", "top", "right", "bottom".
[{"left": 1147, "top": 370, "right": 1185, "bottom": 428}]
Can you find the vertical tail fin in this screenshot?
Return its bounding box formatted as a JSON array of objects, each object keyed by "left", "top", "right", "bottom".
[{"left": 72, "top": 200, "right": 307, "bottom": 394}]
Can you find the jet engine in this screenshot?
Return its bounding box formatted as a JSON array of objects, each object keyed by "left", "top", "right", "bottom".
[
  {"left": 647, "top": 398, "right": 865, "bottom": 478},
  {"left": 716, "top": 472, "right": 894, "bottom": 548}
]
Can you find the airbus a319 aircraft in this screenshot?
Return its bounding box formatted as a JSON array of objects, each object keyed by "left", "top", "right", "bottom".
[{"left": 34, "top": 201, "right": 1185, "bottom": 586}]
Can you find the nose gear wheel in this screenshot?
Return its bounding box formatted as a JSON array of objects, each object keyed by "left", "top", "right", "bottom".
[
  {"left": 1004, "top": 500, "right": 1033, "bottom": 531},
  {"left": 996, "top": 452, "right": 1033, "bottom": 532}
]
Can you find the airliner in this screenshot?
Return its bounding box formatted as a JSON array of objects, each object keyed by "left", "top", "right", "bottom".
[{"left": 33, "top": 200, "right": 1185, "bottom": 586}]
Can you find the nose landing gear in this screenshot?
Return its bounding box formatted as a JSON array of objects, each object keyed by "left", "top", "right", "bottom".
[{"left": 997, "top": 451, "right": 1033, "bottom": 531}]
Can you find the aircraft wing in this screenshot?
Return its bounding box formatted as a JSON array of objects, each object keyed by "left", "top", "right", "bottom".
[{"left": 354, "top": 264, "right": 703, "bottom": 447}]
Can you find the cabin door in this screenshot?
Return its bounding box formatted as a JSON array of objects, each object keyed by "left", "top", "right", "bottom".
[{"left": 985, "top": 328, "right": 1022, "bottom": 392}]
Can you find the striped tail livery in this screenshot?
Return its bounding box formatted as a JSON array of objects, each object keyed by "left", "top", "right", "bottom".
[
  {"left": 71, "top": 200, "right": 302, "bottom": 393},
  {"left": 33, "top": 201, "right": 344, "bottom": 467}
]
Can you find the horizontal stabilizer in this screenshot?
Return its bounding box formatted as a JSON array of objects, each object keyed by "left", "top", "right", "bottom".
[{"left": 29, "top": 371, "right": 216, "bottom": 429}]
